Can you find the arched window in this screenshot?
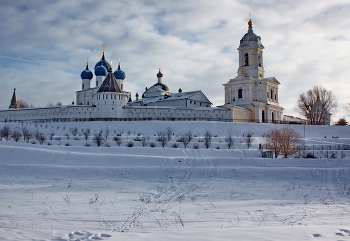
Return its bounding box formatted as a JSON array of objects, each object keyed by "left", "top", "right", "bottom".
[
  {"left": 244, "top": 53, "right": 249, "bottom": 66},
  {"left": 262, "top": 110, "right": 265, "bottom": 123},
  {"left": 258, "top": 53, "right": 262, "bottom": 67},
  {"left": 238, "top": 89, "right": 243, "bottom": 99}
]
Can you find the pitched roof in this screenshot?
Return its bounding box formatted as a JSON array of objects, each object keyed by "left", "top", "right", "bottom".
[
  {"left": 97, "top": 70, "right": 122, "bottom": 93},
  {"left": 131, "top": 90, "right": 212, "bottom": 106}
]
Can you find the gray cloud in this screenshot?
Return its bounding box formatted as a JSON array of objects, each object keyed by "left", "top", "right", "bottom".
[{"left": 0, "top": 0, "right": 349, "bottom": 121}]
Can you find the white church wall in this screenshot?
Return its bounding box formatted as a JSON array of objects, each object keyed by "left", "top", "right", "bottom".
[{"left": 124, "top": 107, "right": 232, "bottom": 121}]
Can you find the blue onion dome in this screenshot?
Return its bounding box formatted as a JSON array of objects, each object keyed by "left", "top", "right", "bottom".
[
  {"left": 94, "top": 52, "right": 111, "bottom": 71},
  {"left": 80, "top": 64, "right": 93, "bottom": 79},
  {"left": 157, "top": 69, "right": 163, "bottom": 78},
  {"left": 95, "top": 64, "right": 108, "bottom": 76},
  {"left": 114, "top": 63, "right": 126, "bottom": 80}
]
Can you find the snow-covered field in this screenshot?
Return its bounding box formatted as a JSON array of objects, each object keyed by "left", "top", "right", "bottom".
[{"left": 1, "top": 121, "right": 350, "bottom": 240}]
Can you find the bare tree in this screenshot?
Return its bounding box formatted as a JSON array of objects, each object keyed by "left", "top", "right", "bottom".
[
  {"left": 114, "top": 136, "right": 123, "bottom": 147},
  {"left": 11, "top": 129, "right": 22, "bottom": 142},
  {"left": 38, "top": 133, "right": 46, "bottom": 145},
  {"left": 93, "top": 132, "right": 104, "bottom": 147},
  {"left": 165, "top": 127, "right": 173, "bottom": 141},
  {"left": 47, "top": 102, "right": 54, "bottom": 107},
  {"left": 21, "top": 126, "right": 33, "bottom": 143},
  {"left": 83, "top": 128, "right": 91, "bottom": 140},
  {"left": 117, "top": 128, "right": 124, "bottom": 136},
  {"left": 141, "top": 134, "right": 150, "bottom": 147},
  {"left": 264, "top": 126, "right": 303, "bottom": 158},
  {"left": 69, "top": 127, "right": 78, "bottom": 136},
  {"left": 179, "top": 131, "right": 192, "bottom": 148},
  {"left": 244, "top": 131, "right": 254, "bottom": 149},
  {"left": 157, "top": 131, "right": 168, "bottom": 148},
  {"left": 1, "top": 125, "right": 11, "bottom": 141},
  {"left": 56, "top": 101, "right": 63, "bottom": 106},
  {"left": 296, "top": 85, "right": 337, "bottom": 125},
  {"left": 48, "top": 131, "right": 55, "bottom": 140},
  {"left": 345, "top": 103, "right": 350, "bottom": 115},
  {"left": 203, "top": 130, "right": 212, "bottom": 149},
  {"left": 104, "top": 127, "right": 110, "bottom": 141},
  {"left": 335, "top": 118, "right": 348, "bottom": 126},
  {"left": 18, "top": 99, "right": 30, "bottom": 108},
  {"left": 224, "top": 128, "right": 234, "bottom": 149}
]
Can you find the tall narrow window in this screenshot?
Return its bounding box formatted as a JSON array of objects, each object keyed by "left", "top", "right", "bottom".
[
  {"left": 262, "top": 110, "right": 265, "bottom": 123},
  {"left": 244, "top": 53, "right": 249, "bottom": 66},
  {"left": 258, "top": 53, "right": 262, "bottom": 67},
  {"left": 270, "top": 90, "right": 273, "bottom": 99},
  {"left": 238, "top": 89, "right": 243, "bottom": 99}
]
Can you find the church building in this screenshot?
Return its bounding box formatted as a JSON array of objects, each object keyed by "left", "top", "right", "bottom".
[
  {"left": 0, "top": 18, "right": 284, "bottom": 123},
  {"left": 222, "top": 18, "right": 284, "bottom": 123}
]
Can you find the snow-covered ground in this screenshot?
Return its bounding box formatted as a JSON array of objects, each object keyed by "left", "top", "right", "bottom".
[{"left": 1, "top": 121, "right": 350, "bottom": 240}]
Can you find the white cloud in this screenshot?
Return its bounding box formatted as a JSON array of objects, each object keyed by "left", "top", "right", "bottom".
[{"left": 0, "top": 0, "right": 349, "bottom": 122}]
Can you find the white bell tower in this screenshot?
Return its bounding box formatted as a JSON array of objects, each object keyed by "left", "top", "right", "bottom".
[
  {"left": 223, "top": 16, "right": 284, "bottom": 123},
  {"left": 237, "top": 16, "right": 265, "bottom": 79}
]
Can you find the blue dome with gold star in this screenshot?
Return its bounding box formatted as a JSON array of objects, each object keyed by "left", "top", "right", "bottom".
[
  {"left": 94, "top": 52, "right": 111, "bottom": 71},
  {"left": 80, "top": 64, "right": 93, "bottom": 79},
  {"left": 114, "top": 64, "right": 126, "bottom": 80}
]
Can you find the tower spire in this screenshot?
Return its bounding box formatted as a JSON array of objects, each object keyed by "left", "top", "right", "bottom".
[
  {"left": 101, "top": 44, "right": 106, "bottom": 60},
  {"left": 248, "top": 13, "right": 253, "bottom": 32},
  {"left": 9, "top": 88, "right": 18, "bottom": 109}
]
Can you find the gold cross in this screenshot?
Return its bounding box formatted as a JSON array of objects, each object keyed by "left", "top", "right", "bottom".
[
  {"left": 102, "top": 44, "right": 106, "bottom": 52},
  {"left": 118, "top": 58, "right": 121, "bottom": 65},
  {"left": 86, "top": 58, "right": 89, "bottom": 65}
]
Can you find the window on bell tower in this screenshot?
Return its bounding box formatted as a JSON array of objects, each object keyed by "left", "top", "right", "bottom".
[
  {"left": 244, "top": 53, "right": 249, "bottom": 66},
  {"left": 238, "top": 89, "right": 243, "bottom": 99}
]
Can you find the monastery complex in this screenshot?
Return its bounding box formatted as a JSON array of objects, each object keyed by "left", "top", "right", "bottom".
[{"left": 1, "top": 19, "right": 285, "bottom": 123}]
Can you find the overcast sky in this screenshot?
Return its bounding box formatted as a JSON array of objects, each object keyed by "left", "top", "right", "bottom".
[{"left": 0, "top": 0, "right": 349, "bottom": 122}]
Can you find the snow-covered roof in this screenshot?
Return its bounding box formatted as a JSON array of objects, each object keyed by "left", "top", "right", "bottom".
[
  {"left": 131, "top": 90, "right": 212, "bottom": 106},
  {"left": 124, "top": 105, "right": 229, "bottom": 111}
]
